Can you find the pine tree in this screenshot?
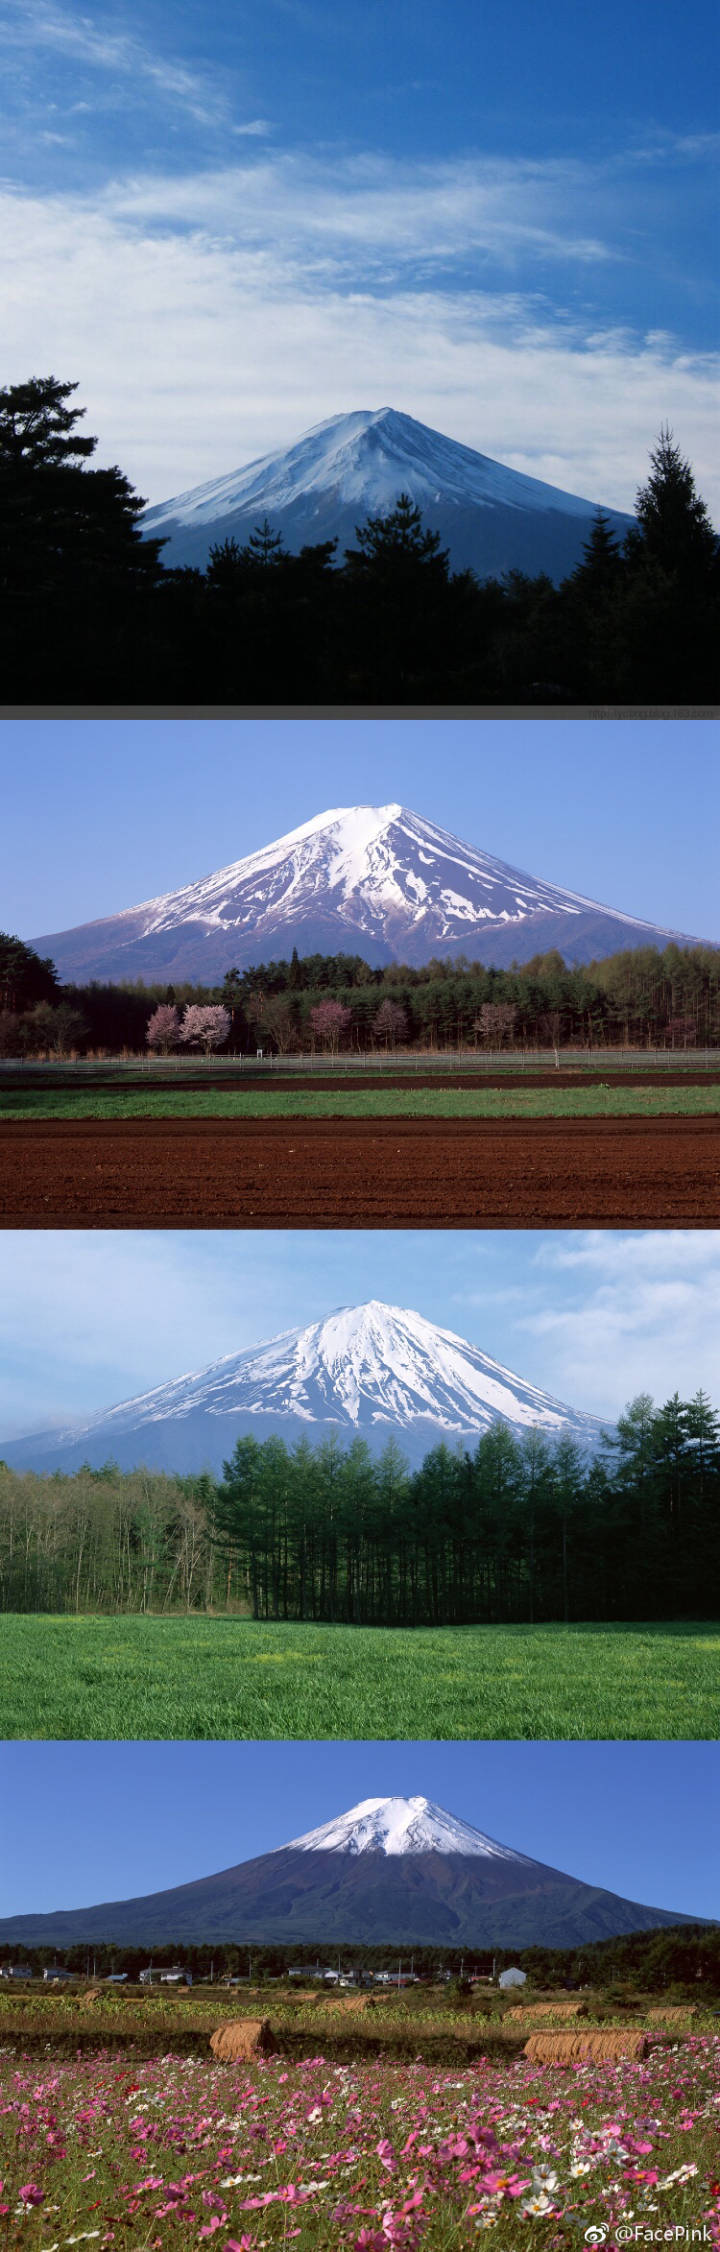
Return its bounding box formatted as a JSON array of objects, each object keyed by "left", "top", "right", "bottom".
[
  {"left": 240, "top": 519, "right": 286, "bottom": 568},
  {"left": 345, "top": 493, "right": 449, "bottom": 569},
  {"left": 0, "top": 374, "right": 167, "bottom": 610},
  {"left": 629, "top": 427, "right": 718, "bottom": 575},
  {"left": 0, "top": 377, "right": 96, "bottom": 469},
  {"left": 570, "top": 510, "right": 623, "bottom": 593}
]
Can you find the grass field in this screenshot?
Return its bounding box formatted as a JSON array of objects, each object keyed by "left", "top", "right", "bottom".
[
  {"left": 2, "top": 1616, "right": 718, "bottom": 1739},
  {"left": 2, "top": 1083, "right": 720, "bottom": 1120}
]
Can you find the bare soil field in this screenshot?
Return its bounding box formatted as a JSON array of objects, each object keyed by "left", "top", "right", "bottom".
[
  {"left": 3, "top": 1068, "right": 717, "bottom": 1092},
  {"left": 1, "top": 1113, "right": 718, "bottom": 1225}
]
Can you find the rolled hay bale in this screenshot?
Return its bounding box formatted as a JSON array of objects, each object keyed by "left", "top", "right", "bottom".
[
  {"left": 524, "top": 2030, "right": 648, "bottom": 2064},
  {"left": 647, "top": 2005, "right": 696, "bottom": 2024},
  {"left": 209, "top": 2018, "right": 274, "bottom": 2062}
]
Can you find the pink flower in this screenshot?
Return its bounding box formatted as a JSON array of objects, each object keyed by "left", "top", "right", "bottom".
[{"left": 19, "top": 2184, "right": 45, "bottom": 2205}]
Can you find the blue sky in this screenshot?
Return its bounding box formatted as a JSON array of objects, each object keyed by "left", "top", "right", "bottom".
[
  {"left": 1, "top": 1228, "right": 718, "bottom": 1439},
  {"left": 2, "top": 0, "right": 718, "bottom": 513},
  {"left": 0, "top": 1740, "right": 716, "bottom": 1923},
  {"left": 4, "top": 720, "right": 719, "bottom": 941}
]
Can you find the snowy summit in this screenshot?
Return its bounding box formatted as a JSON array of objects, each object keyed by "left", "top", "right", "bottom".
[{"left": 284, "top": 1794, "right": 531, "bottom": 1862}]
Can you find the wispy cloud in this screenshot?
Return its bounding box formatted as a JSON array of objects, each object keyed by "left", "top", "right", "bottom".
[
  {"left": 104, "top": 150, "right": 616, "bottom": 274},
  {"left": 3, "top": 160, "right": 718, "bottom": 514},
  {"left": 0, "top": 0, "right": 268, "bottom": 133}
]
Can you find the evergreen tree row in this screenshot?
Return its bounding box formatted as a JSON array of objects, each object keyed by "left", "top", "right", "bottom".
[
  {"left": 1, "top": 1926, "right": 717, "bottom": 1992},
  {"left": 1, "top": 379, "right": 718, "bottom": 701},
  {"left": 1, "top": 1388, "right": 718, "bottom": 1621}
]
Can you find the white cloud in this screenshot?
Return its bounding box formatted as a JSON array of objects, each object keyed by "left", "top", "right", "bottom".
[
  {"left": 2, "top": 165, "right": 718, "bottom": 513},
  {"left": 520, "top": 1232, "right": 720, "bottom": 1418}
]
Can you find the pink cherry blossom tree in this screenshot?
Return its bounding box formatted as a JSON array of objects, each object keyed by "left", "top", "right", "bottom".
[
  {"left": 179, "top": 1004, "right": 231, "bottom": 1053},
  {"left": 309, "top": 999, "right": 351, "bottom": 1054},
  {"left": 145, "top": 1003, "right": 181, "bottom": 1054}
]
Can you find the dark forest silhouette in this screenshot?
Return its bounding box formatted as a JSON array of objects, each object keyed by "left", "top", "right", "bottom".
[{"left": 2, "top": 380, "right": 718, "bottom": 701}]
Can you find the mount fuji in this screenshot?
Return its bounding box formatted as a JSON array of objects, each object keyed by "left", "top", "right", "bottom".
[
  {"left": 141, "top": 407, "right": 633, "bottom": 581},
  {"left": 0, "top": 1301, "right": 604, "bottom": 1475},
  {"left": 0, "top": 1795, "right": 698, "bottom": 1948},
  {"left": 31, "top": 803, "right": 702, "bottom": 984}
]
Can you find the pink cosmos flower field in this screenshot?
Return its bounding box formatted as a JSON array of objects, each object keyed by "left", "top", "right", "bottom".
[{"left": 1, "top": 2041, "right": 719, "bottom": 2250}]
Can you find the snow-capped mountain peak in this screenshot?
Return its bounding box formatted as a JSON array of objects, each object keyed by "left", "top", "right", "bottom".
[
  {"left": 283, "top": 1794, "right": 531, "bottom": 1862},
  {"left": 142, "top": 405, "right": 629, "bottom": 536},
  {"left": 33, "top": 800, "right": 701, "bottom": 986},
  {"left": 2, "top": 1299, "right": 604, "bottom": 1477},
  {"left": 112, "top": 799, "right": 606, "bottom": 940}
]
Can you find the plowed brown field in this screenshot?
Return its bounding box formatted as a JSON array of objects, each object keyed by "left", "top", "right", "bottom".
[{"left": 1, "top": 1114, "right": 718, "bottom": 1225}]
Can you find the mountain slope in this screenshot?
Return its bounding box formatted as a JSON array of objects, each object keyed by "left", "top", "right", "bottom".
[
  {"left": 0, "top": 1300, "right": 604, "bottom": 1475},
  {"left": 0, "top": 1795, "right": 699, "bottom": 1949},
  {"left": 141, "top": 406, "right": 633, "bottom": 580},
  {"left": 32, "top": 803, "right": 703, "bottom": 984}
]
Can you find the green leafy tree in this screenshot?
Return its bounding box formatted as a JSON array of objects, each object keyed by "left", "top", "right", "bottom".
[{"left": 0, "top": 932, "right": 58, "bottom": 1012}]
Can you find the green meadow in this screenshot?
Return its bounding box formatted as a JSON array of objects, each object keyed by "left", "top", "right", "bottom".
[
  {"left": 2, "top": 1616, "right": 717, "bottom": 1740},
  {"left": 1, "top": 1084, "right": 719, "bottom": 1120}
]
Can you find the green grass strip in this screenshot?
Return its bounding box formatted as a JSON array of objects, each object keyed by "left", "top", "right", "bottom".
[
  {"left": 1, "top": 1616, "right": 718, "bottom": 1740},
  {"left": 1, "top": 1086, "right": 720, "bottom": 1120}
]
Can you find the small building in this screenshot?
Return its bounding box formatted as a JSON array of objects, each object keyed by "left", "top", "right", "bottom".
[
  {"left": 43, "top": 1965, "right": 75, "bottom": 1982},
  {"left": 498, "top": 1967, "right": 527, "bottom": 1990},
  {"left": 159, "top": 1967, "right": 191, "bottom": 1985},
  {"left": 0, "top": 1964, "right": 33, "bottom": 1981},
  {"left": 103, "top": 1973, "right": 129, "bottom": 1984}
]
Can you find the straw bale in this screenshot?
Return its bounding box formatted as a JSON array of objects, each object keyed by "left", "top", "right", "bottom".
[
  {"left": 209, "top": 2017, "right": 274, "bottom": 2061},
  {"left": 79, "top": 1989, "right": 103, "bottom": 2007},
  {"left": 524, "top": 2030, "right": 648, "bottom": 2063},
  {"left": 647, "top": 2005, "right": 696, "bottom": 2024}
]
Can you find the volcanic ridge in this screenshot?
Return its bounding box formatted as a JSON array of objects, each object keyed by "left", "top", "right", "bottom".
[{"left": 0, "top": 1795, "right": 700, "bottom": 1949}]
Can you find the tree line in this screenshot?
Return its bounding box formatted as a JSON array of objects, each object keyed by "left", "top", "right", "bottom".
[
  {"left": 1, "top": 1387, "right": 718, "bottom": 1623},
  {"left": 2, "top": 933, "right": 719, "bottom": 1057},
  {"left": 2, "top": 378, "right": 718, "bottom": 702},
  {"left": 1, "top": 1927, "right": 717, "bottom": 1992}
]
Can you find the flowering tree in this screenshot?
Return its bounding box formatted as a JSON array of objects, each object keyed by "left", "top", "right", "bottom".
[
  {"left": 474, "top": 1002, "right": 517, "bottom": 1048},
  {"left": 373, "top": 999, "right": 409, "bottom": 1049},
  {"left": 145, "top": 1004, "right": 180, "bottom": 1054},
  {"left": 309, "top": 1000, "right": 351, "bottom": 1054},
  {"left": 179, "top": 1005, "right": 231, "bottom": 1054}
]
